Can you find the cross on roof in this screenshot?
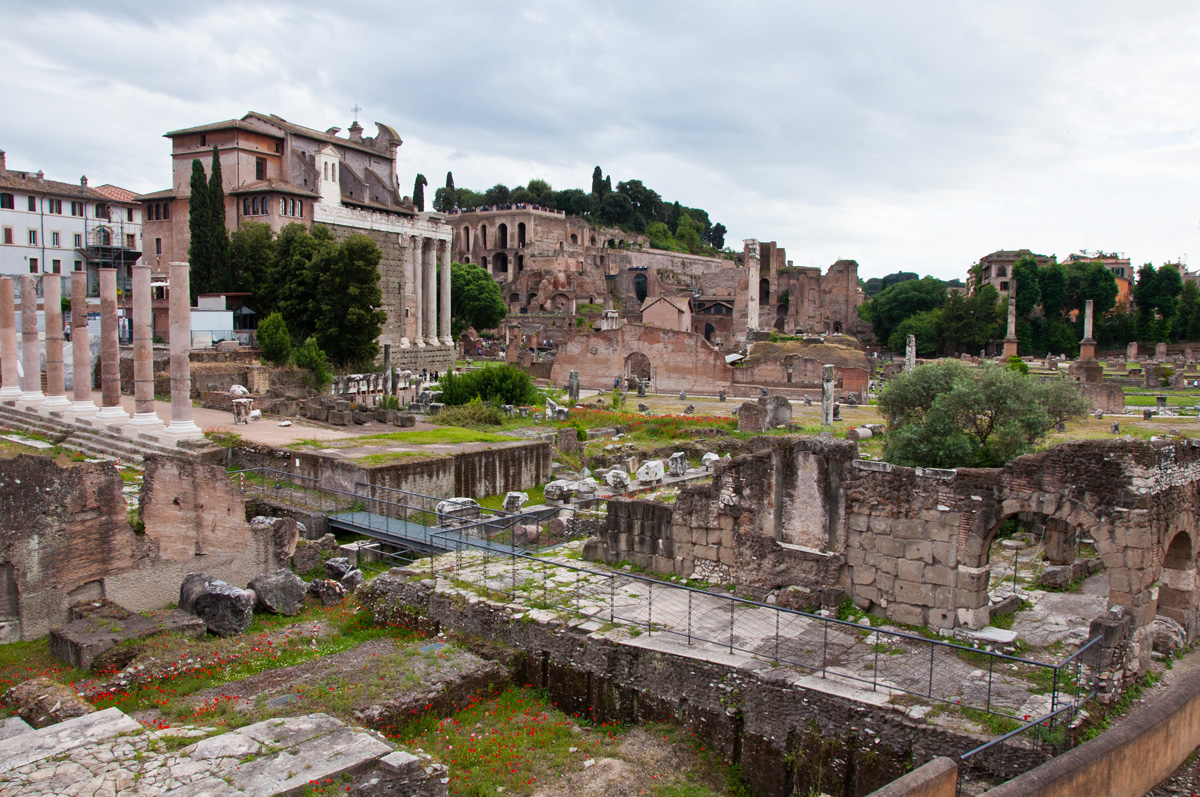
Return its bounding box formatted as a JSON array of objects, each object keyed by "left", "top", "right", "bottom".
[{"left": 351, "top": 103, "right": 362, "bottom": 123}]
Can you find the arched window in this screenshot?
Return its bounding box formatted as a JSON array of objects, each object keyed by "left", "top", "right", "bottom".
[
  {"left": 290, "top": 199, "right": 296, "bottom": 215},
  {"left": 324, "top": 163, "right": 328, "bottom": 180},
  {"left": 590, "top": 234, "right": 596, "bottom": 246},
  {"left": 498, "top": 223, "right": 508, "bottom": 249},
  {"left": 332, "top": 163, "right": 337, "bottom": 180},
  {"left": 252, "top": 197, "right": 259, "bottom": 215},
  {"left": 462, "top": 225, "right": 470, "bottom": 250},
  {"left": 517, "top": 254, "right": 524, "bottom": 272},
  {"left": 296, "top": 200, "right": 302, "bottom": 217},
  {"left": 243, "top": 199, "right": 251, "bottom": 215},
  {"left": 480, "top": 225, "right": 488, "bottom": 249},
  {"left": 154, "top": 204, "right": 161, "bottom": 221},
  {"left": 570, "top": 234, "right": 578, "bottom": 245},
  {"left": 280, "top": 198, "right": 287, "bottom": 215},
  {"left": 163, "top": 204, "right": 169, "bottom": 220},
  {"left": 559, "top": 241, "right": 564, "bottom": 250},
  {"left": 495, "top": 252, "right": 509, "bottom": 273},
  {"left": 996, "top": 266, "right": 1007, "bottom": 278},
  {"left": 634, "top": 273, "right": 648, "bottom": 302},
  {"left": 759, "top": 277, "right": 770, "bottom": 304},
  {"left": 518, "top": 223, "right": 526, "bottom": 247},
  {"left": 482, "top": 256, "right": 488, "bottom": 271}
]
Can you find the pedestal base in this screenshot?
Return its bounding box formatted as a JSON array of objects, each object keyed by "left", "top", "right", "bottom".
[
  {"left": 160, "top": 419, "right": 204, "bottom": 442},
  {"left": 16, "top": 392, "right": 44, "bottom": 411},
  {"left": 399, "top": 338, "right": 410, "bottom": 348},
  {"left": 41, "top": 395, "right": 72, "bottom": 411},
  {"left": 127, "top": 412, "right": 164, "bottom": 433},
  {"left": 1002, "top": 339, "right": 1019, "bottom": 359},
  {"left": 415, "top": 339, "right": 426, "bottom": 348},
  {"left": 0, "top": 387, "right": 23, "bottom": 400},
  {"left": 440, "top": 337, "right": 453, "bottom": 347},
  {"left": 95, "top": 404, "right": 131, "bottom": 423},
  {"left": 65, "top": 400, "right": 99, "bottom": 419}
]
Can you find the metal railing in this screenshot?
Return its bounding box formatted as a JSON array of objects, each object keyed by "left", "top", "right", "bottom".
[
  {"left": 955, "top": 699, "right": 1092, "bottom": 794},
  {"left": 425, "top": 530, "right": 1099, "bottom": 721},
  {"left": 230, "top": 466, "right": 1097, "bottom": 721}
]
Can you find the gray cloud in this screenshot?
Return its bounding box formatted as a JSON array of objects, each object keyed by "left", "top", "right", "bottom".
[{"left": 3, "top": 0, "right": 1199, "bottom": 279}]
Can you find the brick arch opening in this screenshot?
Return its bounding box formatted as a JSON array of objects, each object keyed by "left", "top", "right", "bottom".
[
  {"left": 1158, "top": 530, "right": 1198, "bottom": 637},
  {"left": 625, "top": 351, "right": 651, "bottom": 382}
]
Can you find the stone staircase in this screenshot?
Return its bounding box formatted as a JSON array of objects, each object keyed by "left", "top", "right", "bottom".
[
  {"left": 0, "top": 707, "right": 447, "bottom": 796},
  {"left": 0, "top": 403, "right": 187, "bottom": 468}
]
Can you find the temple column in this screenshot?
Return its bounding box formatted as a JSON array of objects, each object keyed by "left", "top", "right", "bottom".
[
  {"left": 423, "top": 237, "right": 438, "bottom": 346},
  {"left": 1079, "top": 299, "right": 1097, "bottom": 362},
  {"left": 162, "top": 262, "right": 201, "bottom": 439},
  {"left": 68, "top": 270, "right": 97, "bottom": 416},
  {"left": 42, "top": 274, "right": 69, "bottom": 409},
  {"left": 412, "top": 236, "right": 425, "bottom": 348},
  {"left": 18, "top": 275, "right": 44, "bottom": 406},
  {"left": 745, "top": 239, "right": 760, "bottom": 336},
  {"left": 399, "top": 238, "right": 412, "bottom": 348},
  {"left": 1002, "top": 282, "right": 1019, "bottom": 359},
  {"left": 127, "top": 263, "right": 162, "bottom": 430},
  {"left": 95, "top": 268, "right": 129, "bottom": 421},
  {"left": 0, "top": 277, "right": 22, "bottom": 399},
  {"left": 439, "top": 239, "right": 453, "bottom": 346}
]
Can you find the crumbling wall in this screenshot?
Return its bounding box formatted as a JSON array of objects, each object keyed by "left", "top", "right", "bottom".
[{"left": 0, "top": 454, "right": 297, "bottom": 640}]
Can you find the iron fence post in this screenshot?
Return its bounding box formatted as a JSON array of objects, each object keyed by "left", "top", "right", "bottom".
[
  {"left": 928, "top": 642, "right": 935, "bottom": 699},
  {"left": 822, "top": 616, "right": 828, "bottom": 677},
  {"left": 986, "top": 654, "right": 994, "bottom": 714},
  {"left": 610, "top": 575, "right": 615, "bottom": 624},
  {"left": 1051, "top": 665, "right": 1060, "bottom": 714},
  {"left": 873, "top": 628, "right": 879, "bottom": 692},
  {"left": 647, "top": 582, "right": 652, "bottom": 636},
  {"left": 687, "top": 590, "right": 692, "bottom": 645},
  {"left": 774, "top": 608, "right": 780, "bottom": 664},
  {"left": 729, "top": 599, "right": 734, "bottom": 654}
]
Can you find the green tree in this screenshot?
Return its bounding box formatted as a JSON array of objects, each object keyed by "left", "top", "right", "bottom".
[
  {"left": 1012, "top": 256, "right": 1041, "bottom": 317},
  {"left": 887, "top": 310, "right": 941, "bottom": 356},
  {"left": 230, "top": 221, "right": 276, "bottom": 306},
  {"left": 413, "top": 173, "right": 428, "bottom": 212},
  {"left": 270, "top": 223, "right": 326, "bottom": 340},
  {"left": 207, "top": 146, "right": 232, "bottom": 293},
  {"left": 444, "top": 171, "right": 456, "bottom": 210},
  {"left": 310, "top": 232, "right": 386, "bottom": 367},
  {"left": 450, "top": 261, "right": 507, "bottom": 336},
  {"left": 707, "top": 222, "right": 727, "bottom": 249},
  {"left": 863, "top": 277, "right": 947, "bottom": 348},
  {"left": 484, "top": 184, "right": 511, "bottom": 206},
  {"left": 591, "top": 166, "right": 607, "bottom": 196},
  {"left": 256, "top": 311, "right": 291, "bottom": 365},
  {"left": 439, "top": 364, "right": 538, "bottom": 406},
  {"left": 293, "top": 335, "right": 330, "bottom": 389},
  {"left": 186, "top": 159, "right": 211, "bottom": 302},
  {"left": 1175, "top": 280, "right": 1200, "bottom": 341},
  {"left": 525, "top": 179, "right": 553, "bottom": 206},
  {"left": 1038, "top": 264, "right": 1069, "bottom": 318},
  {"left": 879, "top": 362, "right": 1086, "bottom": 468}
]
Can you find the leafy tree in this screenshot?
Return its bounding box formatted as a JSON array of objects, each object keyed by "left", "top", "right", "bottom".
[
  {"left": 293, "top": 335, "right": 330, "bottom": 389},
  {"left": 1134, "top": 263, "right": 1182, "bottom": 341},
  {"left": 413, "top": 173, "right": 427, "bottom": 212},
  {"left": 887, "top": 310, "right": 941, "bottom": 356},
  {"left": 450, "top": 261, "right": 507, "bottom": 335},
  {"left": 256, "top": 311, "right": 291, "bottom": 365},
  {"left": 879, "top": 362, "right": 1087, "bottom": 468},
  {"left": 591, "top": 166, "right": 605, "bottom": 196},
  {"left": 614, "top": 180, "right": 664, "bottom": 233},
  {"left": 668, "top": 201, "right": 682, "bottom": 233},
  {"left": 230, "top": 221, "right": 275, "bottom": 304},
  {"left": 1037, "top": 263, "right": 1069, "bottom": 318},
  {"left": 207, "top": 146, "right": 232, "bottom": 293},
  {"left": 863, "top": 277, "right": 947, "bottom": 348},
  {"left": 1068, "top": 260, "right": 1119, "bottom": 316},
  {"left": 525, "top": 179, "right": 553, "bottom": 206},
  {"left": 1176, "top": 280, "right": 1200, "bottom": 341},
  {"left": 706, "top": 222, "right": 727, "bottom": 249},
  {"left": 271, "top": 223, "right": 326, "bottom": 339},
  {"left": 1012, "top": 256, "right": 1041, "bottom": 317},
  {"left": 484, "top": 184, "right": 511, "bottom": 206},
  {"left": 439, "top": 364, "right": 538, "bottom": 406},
  {"left": 186, "top": 159, "right": 211, "bottom": 302},
  {"left": 310, "top": 232, "right": 386, "bottom": 367}
]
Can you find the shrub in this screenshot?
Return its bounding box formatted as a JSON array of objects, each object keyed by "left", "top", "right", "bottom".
[
  {"left": 433, "top": 399, "right": 505, "bottom": 427},
  {"left": 378, "top": 395, "right": 400, "bottom": 411},
  {"left": 1005, "top": 355, "right": 1029, "bottom": 375},
  {"left": 439, "top": 364, "right": 538, "bottom": 406},
  {"left": 294, "top": 336, "right": 331, "bottom": 389},
  {"left": 257, "top": 312, "right": 292, "bottom": 365}
]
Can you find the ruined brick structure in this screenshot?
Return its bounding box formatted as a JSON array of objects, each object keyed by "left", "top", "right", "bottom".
[
  {"left": 737, "top": 240, "right": 870, "bottom": 339},
  {"left": 550, "top": 324, "right": 869, "bottom": 398},
  {"left": 0, "top": 454, "right": 297, "bottom": 641},
  {"left": 591, "top": 437, "right": 1200, "bottom": 672}
]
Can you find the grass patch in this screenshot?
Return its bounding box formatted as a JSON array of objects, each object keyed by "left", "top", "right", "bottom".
[
  {"left": 354, "top": 451, "right": 444, "bottom": 467},
  {"left": 477, "top": 483, "right": 547, "bottom": 512},
  {"left": 356, "top": 428, "right": 519, "bottom": 445}
]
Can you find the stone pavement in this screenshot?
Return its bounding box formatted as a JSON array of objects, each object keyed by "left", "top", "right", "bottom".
[
  {"left": 0, "top": 708, "right": 446, "bottom": 796},
  {"left": 430, "top": 542, "right": 1081, "bottom": 720}
]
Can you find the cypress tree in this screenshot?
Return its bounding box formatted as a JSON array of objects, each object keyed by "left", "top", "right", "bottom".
[
  {"left": 444, "top": 171, "right": 456, "bottom": 210},
  {"left": 591, "top": 166, "right": 604, "bottom": 196},
  {"left": 187, "top": 159, "right": 211, "bottom": 301},
  {"left": 208, "top": 146, "right": 232, "bottom": 293},
  {"left": 413, "top": 174, "right": 428, "bottom": 212}
]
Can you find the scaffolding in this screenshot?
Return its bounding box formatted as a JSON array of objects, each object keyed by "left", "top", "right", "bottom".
[{"left": 77, "top": 201, "right": 141, "bottom": 340}]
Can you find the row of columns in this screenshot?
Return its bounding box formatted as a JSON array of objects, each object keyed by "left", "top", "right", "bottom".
[
  {"left": 402, "top": 236, "right": 452, "bottom": 349},
  {"left": 0, "top": 262, "right": 201, "bottom": 442}
]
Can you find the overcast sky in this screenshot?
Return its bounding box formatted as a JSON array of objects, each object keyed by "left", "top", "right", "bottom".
[{"left": 3, "top": 1, "right": 1199, "bottom": 281}]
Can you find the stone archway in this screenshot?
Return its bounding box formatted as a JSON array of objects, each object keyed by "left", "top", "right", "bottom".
[
  {"left": 1158, "top": 531, "right": 1198, "bottom": 637},
  {"left": 625, "top": 352, "right": 651, "bottom": 383},
  {"left": 633, "top": 273, "right": 648, "bottom": 303},
  {"left": 704, "top": 323, "right": 715, "bottom": 342}
]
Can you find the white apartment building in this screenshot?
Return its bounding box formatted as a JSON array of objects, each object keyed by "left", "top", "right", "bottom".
[{"left": 0, "top": 150, "right": 142, "bottom": 298}]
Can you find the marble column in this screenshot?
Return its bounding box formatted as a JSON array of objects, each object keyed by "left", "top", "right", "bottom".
[
  {"left": 820, "top": 364, "right": 835, "bottom": 426},
  {"left": 95, "top": 268, "right": 129, "bottom": 420},
  {"left": 745, "top": 239, "right": 760, "bottom": 335},
  {"left": 439, "top": 240, "right": 453, "bottom": 346},
  {"left": 19, "top": 274, "right": 44, "bottom": 405},
  {"left": 163, "top": 262, "right": 201, "bottom": 439},
  {"left": 42, "top": 274, "right": 69, "bottom": 409},
  {"left": 423, "top": 238, "right": 438, "bottom": 346},
  {"left": 412, "top": 236, "right": 425, "bottom": 348},
  {"left": 69, "top": 271, "right": 97, "bottom": 415},
  {"left": 400, "top": 239, "right": 412, "bottom": 348},
  {"left": 1002, "top": 284, "right": 1019, "bottom": 359},
  {"left": 128, "top": 263, "right": 162, "bottom": 430},
  {"left": 1079, "top": 298, "right": 1097, "bottom": 362},
  {"left": 0, "top": 277, "right": 21, "bottom": 398}
]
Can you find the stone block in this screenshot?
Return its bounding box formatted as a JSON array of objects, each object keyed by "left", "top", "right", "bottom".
[
  {"left": 875, "top": 536, "right": 905, "bottom": 558},
  {"left": 721, "top": 529, "right": 734, "bottom": 549},
  {"left": 876, "top": 571, "right": 895, "bottom": 592},
  {"left": 892, "top": 519, "right": 926, "bottom": 540},
  {"left": 847, "top": 513, "right": 869, "bottom": 533},
  {"left": 931, "top": 541, "right": 956, "bottom": 566},
  {"left": 672, "top": 524, "right": 691, "bottom": 544},
  {"left": 695, "top": 544, "right": 718, "bottom": 561},
  {"left": 691, "top": 527, "right": 708, "bottom": 546},
  {"left": 893, "top": 579, "right": 935, "bottom": 608},
  {"left": 888, "top": 603, "right": 926, "bottom": 626},
  {"left": 628, "top": 552, "right": 652, "bottom": 570},
  {"left": 925, "top": 564, "right": 954, "bottom": 586},
  {"left": 847, "top": 546, "right": 867, "bottom": 567},
  {"left": 50, "top": 603, "right": 206, "bottom": 671},
  {"left": 897, "top": 559, "right": 925, "bottom": 583},
  {"left": 179, "top": 574, "right": 255, "bottom": 637},
  {"left": 719, "top": 546, "right": 736, "bottom": 566},
  {"left": 2, "top": 677, "right": 96, "bottom": 728},
  {"left": 852, "top": 566, "right": 876, "bottom": 586},
  {"left": 652, "top": 555, "right": 675, "bottom": 574},
  {"left": 905, "top": 540, "right": 933, "bottom": 564},
  {"left": 328, "top": 410, "right": 349, "bottom": 426},
  {"left": 707, "top": 528, "right": 724, "bottom": 547}
]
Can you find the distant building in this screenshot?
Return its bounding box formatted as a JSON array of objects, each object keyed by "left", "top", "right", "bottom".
[
  {"left": 1063, "top": 251, "right": 1133, "bottom": 308},
  {"left": 137, "top": 112, "right": 454, "bottom": 365},
  {"left": 0, "top": 149, "right": 142, "bottom": 298},
  {"left": 968, "top": 249, "right": 1055, "bottom": 297},
  {"left": 640, "top": 295, "right": 691, "bottom": 331}
]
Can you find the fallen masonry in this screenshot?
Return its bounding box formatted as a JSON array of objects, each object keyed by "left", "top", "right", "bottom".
[{"left": 0, "top": 708, "right": 448, "bottom": 796}]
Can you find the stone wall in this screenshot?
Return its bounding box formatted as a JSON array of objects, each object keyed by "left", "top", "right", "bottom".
[
  {"left": 550, "top": 324, "right": 729, "bottom": 394},
  {"left": 0, "top": 454, "right": 297, "bottom": 640},
  {"left": 591, "top": 436, "right": 1200, "bottom": 671},
  {"left": 1077, "top": 381, "right": 1125, "bottom": 413}
]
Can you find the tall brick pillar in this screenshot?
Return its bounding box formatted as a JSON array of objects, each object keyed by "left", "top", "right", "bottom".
[
  {"left": 0, "top": 277, "right": 21, "bottom": 399},
  {"left": 162, "top": 262, "right": 202, "bottom": 440},
  {"left": 96, "top": 268, "right": 129, "bottom": 421},
  {"left": 128, "top": 262, "right": 163, "bottom": 431},
  {"left": 68, "top": 270, "right": 97, "bottom": 416},
  {"left": 41, "top": 274, "right": 69, "bottom": 409},
  {"left": 18, "top": 274, "right": 44, "bottom": 406}
]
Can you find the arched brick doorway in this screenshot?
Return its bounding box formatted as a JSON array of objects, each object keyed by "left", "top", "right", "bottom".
[{"left": 625, "top": 352, "right": 651, "bottom": 383}]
